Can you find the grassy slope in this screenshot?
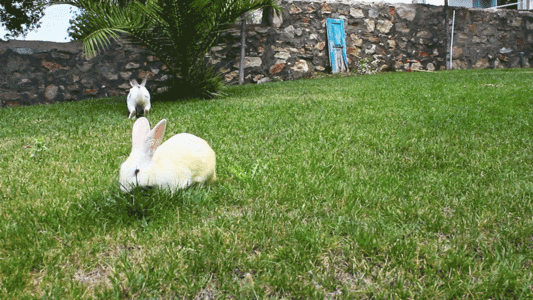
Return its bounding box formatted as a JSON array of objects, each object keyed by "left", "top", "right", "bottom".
[{"left": 1, "top": 69, "right": 532, "bottom": 298}]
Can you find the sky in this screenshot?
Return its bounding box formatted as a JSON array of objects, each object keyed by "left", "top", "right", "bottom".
[
  {"left": 0, "top": 4, "right": 80, "bottom": 43},
  {"left": 0, "top": 1, "right": 445, "bottom": 43}
]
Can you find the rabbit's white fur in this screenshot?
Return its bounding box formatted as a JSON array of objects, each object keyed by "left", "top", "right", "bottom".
[
  {"left": 119, "top": 117, "right": 216, "bottom": 192},
  {"left": 127, "top": 76, "right": 151, "bottom": 119}
]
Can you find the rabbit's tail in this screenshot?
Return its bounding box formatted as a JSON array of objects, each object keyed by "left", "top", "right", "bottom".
[{"left": 210, "top": 170, "right": 217, "bottom": 182}]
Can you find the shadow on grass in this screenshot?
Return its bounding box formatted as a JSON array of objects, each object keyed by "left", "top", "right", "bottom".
[{"left": 74, "top": 184, "right": 218, "bottom": 226}]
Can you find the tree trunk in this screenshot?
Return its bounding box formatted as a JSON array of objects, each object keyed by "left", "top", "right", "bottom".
[{"left": 267, "top": 1, "right": 283, "bottom": 28}]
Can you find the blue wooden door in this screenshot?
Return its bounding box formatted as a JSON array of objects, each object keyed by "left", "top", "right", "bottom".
[{"left": 326, "top": 18, "right": 348, "bottom": 73}]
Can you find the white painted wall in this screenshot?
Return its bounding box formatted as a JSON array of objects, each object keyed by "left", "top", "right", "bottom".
[{"left": 449, "top": 0, "right": 474, "bottom": 7}]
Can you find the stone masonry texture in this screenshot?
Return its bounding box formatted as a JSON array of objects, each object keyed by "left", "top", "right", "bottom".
[{"left": 1, "top": 0, "right": 532, "bottom": 107}]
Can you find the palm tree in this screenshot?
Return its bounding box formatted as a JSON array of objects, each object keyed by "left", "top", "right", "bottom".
[{"left": 57, "top": 0, "right": 279, "bottom": 98}]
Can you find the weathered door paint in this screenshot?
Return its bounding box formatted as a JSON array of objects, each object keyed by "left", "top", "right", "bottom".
[{"left": 326, "top": 18, "right": 349, "bottom": 73}]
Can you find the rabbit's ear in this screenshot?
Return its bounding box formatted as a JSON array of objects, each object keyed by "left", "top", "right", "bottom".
[
  {"left": 132, "top": 117, "right": 151, "bottom": 150},
  {"left": 141, "top": 75, "right": 148, "bottom": 87},
  {"left": 147, "top": 119, "right": 167, "bottom": 154},
  {"left": 130, "top": 79, "right": 139, "bottom": 87}
]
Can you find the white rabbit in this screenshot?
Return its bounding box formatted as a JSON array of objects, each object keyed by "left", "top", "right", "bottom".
[
  {"left": 119, "top": 117, "right": 217, "bottom": 192},
  {"left": 126, "top": 76, "right": 151, "bottom": 119}
]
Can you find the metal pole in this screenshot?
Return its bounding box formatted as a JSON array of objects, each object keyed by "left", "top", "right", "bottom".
[
  {"left": 490, "top": 2, "right": 522, "bottom": 9},
  {"left": 444, "top": 0, "right": 449, "bottom": 70},
  {"left": 239, "top": 14, "right": 246, "bottom": 85},
  {"left": 449, "top": 10, "right": 455, "bottom": 70}
]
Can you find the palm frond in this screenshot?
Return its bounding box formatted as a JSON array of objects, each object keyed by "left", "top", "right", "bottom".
[{"left": 57, "top": 0, "right": 280, "bottom": 98}]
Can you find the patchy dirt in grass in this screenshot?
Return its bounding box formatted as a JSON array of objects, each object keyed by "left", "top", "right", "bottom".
[
  {"left": 192, "top": 276, "right": 221, "bottom": 300},
  {"left": 73, "top": 265, "right": 113, "bottom": 289}
]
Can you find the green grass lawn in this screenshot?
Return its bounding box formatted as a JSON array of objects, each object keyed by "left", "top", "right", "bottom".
[{"left": 1, "top": 69, "right": 533, "bottom": 299}]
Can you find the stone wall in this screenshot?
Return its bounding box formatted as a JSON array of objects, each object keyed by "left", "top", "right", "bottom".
[
  {"left": 0, "top": 40, "right": 169, "bottom": 106},
  {"left": 1, "top": 0, "right": 532, "bottom": 107},
  {"left": 215, "top": 0, "right": 533, "bottom": 83}
]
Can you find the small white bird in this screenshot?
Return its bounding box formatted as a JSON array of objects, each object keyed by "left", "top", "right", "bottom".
[
  {"left": 119, "top": 117, "right": 217, "bottom": 192},
  {"left": 127, "top": 76, "right": 151, "bottom": 119}
]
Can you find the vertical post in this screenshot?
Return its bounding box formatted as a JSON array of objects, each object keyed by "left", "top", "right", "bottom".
[
  {"left": 520, "top": 52, "right": 525, "bottom": 68},
  {"left": 444, "top": 0, "right": 449, "bottom": 70},
  {"left": 449, "top": 10, "right": 455, "bottom": 70},
  {"left": 239, "top": 14, "right": 246, "bottom": 85}
]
